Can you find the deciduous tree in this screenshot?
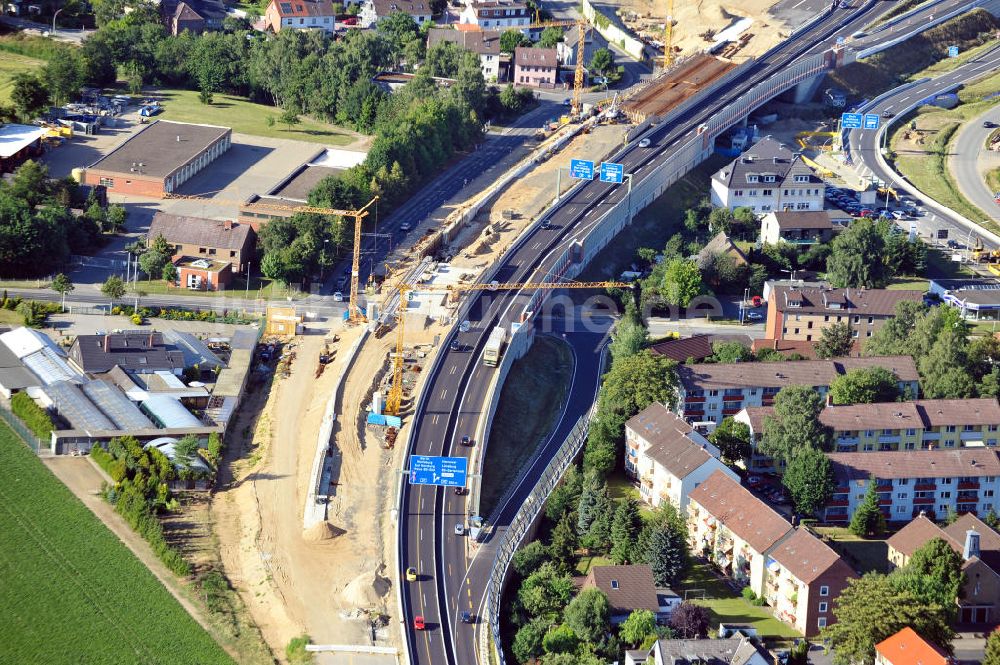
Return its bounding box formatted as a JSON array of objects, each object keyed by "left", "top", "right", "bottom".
[
  {"left": 815, "top": 321, "right": 854, "bottom": 358},
  {"left": 10, "top": 73, "right": 50, "bottom": 122},
  {"left": 829, "top": 367, "right": 900, "bottom": 405},
  {"left": 760, "top": 386, "right": 832, "bottom": 464},
  {"left": 985, "top": 628, "right": 1000, "bottom": 665},
  {"left": 564, "top": 588, "right": 609, "bottom": 644},
  {"left": 708, "top": 417, "right": 752, "bottom": 466},
  {"left": 619, "top": 609, "right": 656, "bottom": 647},
  {"left": 660, "top": 258, "right": 703, "bottom": 307},
  {"left": 589, "top": 47, "right": 614, "bottom": 75},
  {"left": 709, "top": 341, "right": 753, "bottom": 363},
  {"left": 669, "top": 602, "right": 710, "bottom": 638},
  {"left": 51, "top": 273, "right": 74, "bottom": 312},
  {"left": 826, "top": 218, "right": 890, "bottom": 288},
  {"left": 101, "top": 275, "right": 126, "bottom": 305},
  {"left": 512, "top": 617, "right": 548, "bottom": 663},
  {"left": 782, "top": 447, "right": 834, "bottom": 515},
  {"left": 542, "top": 624, "right": 578, "bottom": 654}
]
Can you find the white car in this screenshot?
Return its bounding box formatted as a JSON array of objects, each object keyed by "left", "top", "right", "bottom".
[
  {"left": 459, "top": 320, "right": 471, "bottom": 333},
  {"left": 333, "top": 291, "right": 344, "bottom": 302},
  {"left": 454, "top": 523, "right": 465, "bottom": 536},
  {"left": 638, "top": 138, "right": 651, "bottom": 148}
]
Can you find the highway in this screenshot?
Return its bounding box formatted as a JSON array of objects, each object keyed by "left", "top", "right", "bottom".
[
  {"left": 951, "top": 90, "right": 1000, "bottom": 224},
  {"left": 397, "top": 1, "right": 981, "bottom": 664},
  {"left": 847, "top": 44, "right": 1000, "bottom": 246}
]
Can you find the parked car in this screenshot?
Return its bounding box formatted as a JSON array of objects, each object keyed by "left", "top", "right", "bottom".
[
  {"left": 891, "top": 210, "right": 907, "bottom": 220},
  {"left": 747, "top": 311, "right": 763, "bottom": 320}
]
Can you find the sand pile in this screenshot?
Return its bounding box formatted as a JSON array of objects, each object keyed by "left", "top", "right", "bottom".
[
  {"left": 302, "top": 521, "right": 343, "bottom": 542},
  {"left": 342, "top": 568, "right": 392, "bottom": 609}
]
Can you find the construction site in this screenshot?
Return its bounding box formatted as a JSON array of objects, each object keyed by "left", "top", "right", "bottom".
[{"left": 623, "top": 54, "right": 738, "bottom": 122}]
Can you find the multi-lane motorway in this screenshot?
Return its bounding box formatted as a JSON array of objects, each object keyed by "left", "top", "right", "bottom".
[
  {"left": 398, "top": 1, "right": 979, "bottom": 664},
  {"left": 847, "top": 44, "right": 1000, "bottom": 245}
]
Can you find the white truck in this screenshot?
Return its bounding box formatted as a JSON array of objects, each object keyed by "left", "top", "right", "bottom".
[{"left": 482, "top": 326, "right": 507, "bottom": 367}]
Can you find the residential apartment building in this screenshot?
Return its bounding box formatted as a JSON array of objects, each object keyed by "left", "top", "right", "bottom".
[
  {"left": 513, "top": 46, "right": 558, "bottom": 88},
  {"left": 710, "top": 137, "right": 825, "bottom": 213},
  {"left": 887, "top": 513, "right": 1000, "bottom": 625},
  {"left": 737, "top": 398, "right": 1000, "bottom": 472},
  {"left": 675, "top": 355, "right": 920, "bottom": 424},
  {"left": 823, "top": 448, "right": 1000, "bottom": 524},
  {"left": 687, "top": 471, "right": 854, "bottom": 636},
  {"left": 625, "top": 403, "right": 739, "bottom": 512},
  {"left": 764, "top": 285, "right": 923, "bottom": 344},
  {"left": 875, "top": 627, "right": 952, "bottom": 665},
  {"left": 148, "top": 213, "right": 256, "bottom": 276},
  {"left": 360, "top": 0, "right": 433, "bottom": 26},
  {"left": 427, "top": 28, "right": 502, "bottom": 81},
  {"left": 459, "top": 0, "right": 530, "bottom": 30},
  {"left": 625, "top": 635, "right": 770, "bottom": 665},
  {"left": 759, "top": 210, "right": 847, "bottom": 245},
  {"left": 263, "top": 0, "right": 337, "bottom": 32}
]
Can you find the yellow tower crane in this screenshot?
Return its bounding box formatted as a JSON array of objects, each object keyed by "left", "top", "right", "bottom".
[
  {"left": 163, "top": 193, "right": 378, "bottom": 324},
  {"left": 382, "top": 278, "right": 631, "bottom": 415},
  {"left": 660, "top": 0, "right": 675, "bottom": 69}
]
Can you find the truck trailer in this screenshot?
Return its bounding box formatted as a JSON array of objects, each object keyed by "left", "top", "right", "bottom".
[{"left": 482, "top": 326, "right": 507, "bottom": 367}]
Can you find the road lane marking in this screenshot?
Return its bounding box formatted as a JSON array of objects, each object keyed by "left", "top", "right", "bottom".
[
  {"left": 449, "top": 365, "right": 457, "bottom": 375},
  {"left": 438, "top": 388, "right": 449, "bottom": 401}
]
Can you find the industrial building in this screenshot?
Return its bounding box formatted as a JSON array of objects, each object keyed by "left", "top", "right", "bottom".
[{"left": 82, "top": 120, "right": 232, "bottom": 198}]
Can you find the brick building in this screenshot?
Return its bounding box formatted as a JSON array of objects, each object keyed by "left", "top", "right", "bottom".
[{"left": 148, "top": 212, "right": 255, "bottom": 276}]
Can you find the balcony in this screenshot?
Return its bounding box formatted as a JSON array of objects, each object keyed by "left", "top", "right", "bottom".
[
  {"left": 827, "top": 513, "right": 849, "bottom": 522},
  {"left": 723, "top": 395, "right": 743, "bottom": 402},
  {"left": 878, "top": 435, "right": 901, "bottom": 444},
  {"left": 827, "top": 499, "right": 849, "bottom": 507},
  {"left": 834, "top": 486, "right": 849, "bottom": 494},
  {"left": 913, "top": 497, "right": 935, "bottom": 505},
  {"left": 914, "top": 483, "right": 936, "bottom": 491},
  {"left": 685, "top": 395, "right": 706, "bottom": 403},
  {"left": 875, "top": 484, "right": 892, "bottom": 492},
  {"left": 958, "top": 481, "right": 981, "bottom": 490},
  {"left": 878, "top": 498, "right": 892, "bottom": 506}
]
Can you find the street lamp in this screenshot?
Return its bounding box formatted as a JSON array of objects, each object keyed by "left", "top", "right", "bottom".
[
  {"left": 320, "top": 238, "right": 330, "bottom": 281},
  {"left": 52, "top": 7, "right": 63, "bottom": 35}
]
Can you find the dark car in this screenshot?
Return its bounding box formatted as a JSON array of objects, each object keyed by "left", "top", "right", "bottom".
[
  {"left": 449, "top": 339, "right": 461, "bottom": 352},
  {"left": 984, "top": 121, "right": 998, "bottom": 129},
  {"left": 881, "top": 109, "right": 894, "bottom": 118},
  {"left": 461, "top": 435, "right": 473, "bottom": 447},
  {"left": 460, "top": 611, "right": 474, "bottom": 623}
]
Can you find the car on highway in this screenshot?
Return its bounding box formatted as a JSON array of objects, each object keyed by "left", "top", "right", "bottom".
[
  {"left": 638, "top": 138, "right": 651, "bottom": 148},
  {"left": 460, "top": 611, "right": 473, "bottom": 624},
  {"left": 454, "top": 486, "right": 467, "bottom": 495},
  {"left": 461, "top": 435, "right": 473, "bottom": 446},
  {"left": 747, "top": 311, "right": 763, "bottom": 320},
  {"left": 399, "top": 222, "right": 413, "bottom": 233},
  {"left": 562, "top": 98, "right": 571, "bottom": 106},
  {"left": 881, "top": 110, "right": 894, "bottom": 118},
  {"left": 333, "top": 291, "right": 344, "bottom": 302},
  {"left": 449, "top": 339, "right": 461, "bottom": 352},
  {"left": 540, "top": 220, "right": 552, "bottom": 230},
  {"left": 414, "top": 615, "right": 426, "bottom": 630},
  {"left": 459, "top": 320, "right": 471, "bottom": 332},
  {"left": 454, "top": 523, "right": 465, "bottom": 536},
  {"left": 984, "top": 121, "right": 998, "bottom": 129},
  {"left": 406, "top": 567, "right": 417, "bottom": 582}
]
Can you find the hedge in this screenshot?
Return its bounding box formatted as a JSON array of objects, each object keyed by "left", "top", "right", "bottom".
[{"left": 11, "top": 392, "right": 54, "bottom": 440}]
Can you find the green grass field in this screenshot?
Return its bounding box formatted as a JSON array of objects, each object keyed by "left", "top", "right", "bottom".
[
  {"left": 147, "top": 88, "right": 363, "bottom": 146},
  {"left": 0, "top": 51, "right": 45, "bottom": 104},
  {"left": 812, "top": 526, "right": 890, "bottom": 574},
  {"left": 129, "top": 275, "right": 306, "bottom": 300},
  {"left": 0, "top": 424, "right": 234, "bottom": 665}
]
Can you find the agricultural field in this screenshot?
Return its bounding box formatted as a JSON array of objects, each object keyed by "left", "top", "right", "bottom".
[{"left": 0, "top": 425, "right": 234, "bottom": 665}]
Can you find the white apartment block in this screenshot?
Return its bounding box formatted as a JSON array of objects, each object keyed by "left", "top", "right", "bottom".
[{"left": 710, "top": 137, "right": 825, "bottom": 213}]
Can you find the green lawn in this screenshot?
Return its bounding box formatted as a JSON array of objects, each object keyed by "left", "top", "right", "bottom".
[
  {"left": 129, "top": 276, "right": 306, "bottom": 300},
  {"left": 144, "top": 88, "right": 364, "bottom": 146},
  {"left": 575, "top": 554, "right": 613, "bottom": 575},
  {"left": 0, "top": 422, "right": 234, "bottom": 664},
  {"left": 681, "top": 562, "right": 802, "bottom": 640},
  {"left": 812, "top": 526, "right": 890, "bottom": 574},
  {"left": 986, "top": 166, "right": 1000, "bottom": 194},
  {"left": 0, "top": 51, "right": 45, "bottom": 104},
  {"left": 885, "top": 276, "right": 930, "bottom": 291}
]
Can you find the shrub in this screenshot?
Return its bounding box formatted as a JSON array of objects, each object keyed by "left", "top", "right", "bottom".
[
  {"left": 206, "top": 432, "right": 223, "bottom": 466},
  {"left": 741, "top": 587, "right": 756, "bottom": 602},
  {"left": 11, "top": 392, "right": 55, "bottom": 440}
]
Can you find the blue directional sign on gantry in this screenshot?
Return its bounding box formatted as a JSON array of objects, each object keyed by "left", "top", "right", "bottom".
[
  {"left": 570, "top": 159, "right": 595, "bottom": 180},
  {"left": 863, "top": 114, "right": 880, "bottom": 130},
  {"left": 841, "top": 112, "right": 863, "bottom": 129},
  {"left": 409, "top": 455, "right": 468, "bottom": 487},
  {"left": 599, "top": 162, "right": 625, "bottom": 184}
]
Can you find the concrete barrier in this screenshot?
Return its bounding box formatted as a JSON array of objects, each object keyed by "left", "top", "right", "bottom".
[{"left": 581, "top": 0, "right": 646, "bottom": 61}]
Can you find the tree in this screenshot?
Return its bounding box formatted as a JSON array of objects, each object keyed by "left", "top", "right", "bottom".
[
  {"left": 101, "top": 275, "right": 126, "bottom": 306},
  {"left": 542, "top": 624, "right": 578, "bottom": 654},
  {"left": 10, "top": 73, "right": 49, "bottom": 122},
  {"left": 709, "top": 341, "right": 753, "bottom": 363},
  {"left": 173, "top": 434, "right": 200, "bottom": 471},
  {"left": 610, "top": 498, "right": 643, "bottom": 564},
  {"left": 43, "top": 49, "right": 83, "bottom": 106},
  {"left": 815, "top": 322, "right": 854, "bottom": 359},
  {"left": 985, "top": 629, "right": 1000, "bottom": 665},
  {"left": 589, "top": 47, "right": 614, "bottom": 76},
  {"left": 139, "top": 249, "right": 170, "bottom": 280},
  {"left": 826, "top": 218, "right": 890, "bottom": 288},
  {"left": 609, "top": 315, "right": 647, "bottom": 362},
  {"left": 708, "top": 417, "right": 752, "bottom": 466},
  {"left": 782, "top": 447, "right": 834, "bottom": 515},
  {"left": 903, "top": 537, "right": 966, "bottom": 611},
  {"left": 669, "top": 602, "right": 710, "bottom": 638},
  {"left": 849, "top": 479, "right": 886, "bottom": 538},
  {"left": 549, "top": 511, "right": 579, "bottom": 572},
  {"left": 619, "top": 609, "right": 656, "bottom": 648},
  {"left": 161, "top": 262, "right": 178, "bottom": 283},
  {"left": 279, "top": 107, "right": 301, "bottom": 130},
  {"left": 539, "top": 26, "right": 564, "bottom": 48},
  {"left": 512, "top": 618, "right": 548, "bottom": 663},
  {"left": 645, "top": 523, "right": 687, "bottom": 586},
  {"left": 518, "top": 562, "right": 575, "bottom": 620},
  {"left": 823, "top": 573, "right": 954, "bottom": 665},
  {"left": 546, "top": 465, "right": 583, "bottom": 521},
  {"left": 661, "top": 258, "right": 703, "bottom": 307},
  {"left": 564, "top": 588, "right": 609, "bottom": 644},
  {"left": 513, "top": 541, "right": 550, "bottom": 577},
  {"left": 759, "top": 386, "right": 832, "bottom": 465},
  {"left": 51, "top": 273, "right": 74, "bottom": 312},
  {"left": 829, "top": 367, "right": 900, "bottom": 405},
  {"left": 500, "top": 29, "right": 529, "bottom": 53},
  {"left": 577, "top": 469, "right": 607, "bottom": 535}
]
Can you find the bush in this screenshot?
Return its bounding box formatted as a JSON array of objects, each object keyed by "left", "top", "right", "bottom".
[
  {"left": 741, "top": 586, "right": 756, "bottom": 602},
  {"left": 206, "top": 432, "right": 223, "bottom": 466},
  {"left": 11, "top": 391, "right": 54, "bottom": 440},
  {"left": 286, "top": 635, "right": 315, "bottom": 665}
]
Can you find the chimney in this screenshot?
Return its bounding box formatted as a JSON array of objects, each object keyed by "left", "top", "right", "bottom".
[
  {"left": 919, "top": 510, "right": 926, "bottom": 517},
  {"left": 826, "top": 393, "right": 833, "bottom": 406},
  {"left": 224, "top": 220, "right": 234, "bottom": 230},
  {"left": 148, "top": 333, "right": 155, "bottom": 347},
  {"left": 103, "top": 334, "right": 109, "bottom": 352},
  {"left": 772, "top": 339, "right": 778, "bottom": 351},
  {"left": 965, "top": 530, "right": 981, "bottom": 560}
]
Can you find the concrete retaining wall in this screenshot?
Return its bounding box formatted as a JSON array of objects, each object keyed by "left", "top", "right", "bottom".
[{"left": 581, "top": 0, "right": 646, "bottom": 61}]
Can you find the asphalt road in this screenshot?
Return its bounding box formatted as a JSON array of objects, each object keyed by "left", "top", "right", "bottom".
[
  {"left": 397, "top": 1, "right": 977, "bottom": 663},
  {"left": 951, "top": 91, "right": 1000, "bottom": 223},
  {"left": 847, "top": 44, "right": 1000, "bottom": 247}
]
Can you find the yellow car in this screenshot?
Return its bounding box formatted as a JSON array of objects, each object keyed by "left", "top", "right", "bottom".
[{"left": 405, "top": 567, "right": 417, "bottom": 582}]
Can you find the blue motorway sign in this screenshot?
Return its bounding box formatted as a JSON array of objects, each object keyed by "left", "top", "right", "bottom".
[
  {"left": 569, "top": 158, "right": 595, "bottom": 180},
  {"left": 599, "top": 162, "right": 625, "bottom": 184},
  {"left": 948, "top": 45, "right": 959, "bottom": 57},
  {"left": 841, "top": 112, "right": 863, "bottom": 129},
  {"left": 409, "top": 455, "right": 468, "bottom": 487},
  {"left": 863, "top": 113, "right": 880, "bottom": 130}
]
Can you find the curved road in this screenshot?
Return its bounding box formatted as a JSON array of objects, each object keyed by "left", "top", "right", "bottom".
[
  {"left": 847, "top": 43, "right": 1000, "bottom": 246},
  {"left": 951, "top": 94, "right": 1000, "bottom": 223}
]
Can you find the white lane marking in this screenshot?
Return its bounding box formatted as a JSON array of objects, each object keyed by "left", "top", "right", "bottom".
[
  {"left": 439, "top": 388, "right": 449, "bottom": 400},
  {"left": 420, "top": 528, "right": 424, "bottom": 541},
  {"left": 449, "top": 365, "right": 458, "bottom": 375}
]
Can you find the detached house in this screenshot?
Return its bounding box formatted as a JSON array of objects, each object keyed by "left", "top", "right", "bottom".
[
  {"left": 513, "top": 46, "right": 558, "bottom": 88},
  {"left": 360, "top": 0, "right": 433, "bottom": 27},
  {"left": 711, "top": 137, "right": 824, "bottom": 213},
  {"left": 427, "top": 28, "right": 503, "bottom": 81},
  {"left": 625, "top": 635, "right": 770, "bottom": 665},
  {"left": 459, "top": 0, "right": 530, "bottom": 30},
  {"left": 264, "top": 0, "right": 337, "bottom": 33},
  {"left": 148, "top": 212, "right": 256, "bottom": 277},
  {"left": 876, "top": 627, "right": 952, "bottom": 665},
  {"left": 582, "top": 565, "right": 665, "bottom": 625},
  {"left": 759, "top": 210, "right": 847, "bottom": 245},
  {"left": 625, "top": 403, "right": 738, "bottom": 512}
]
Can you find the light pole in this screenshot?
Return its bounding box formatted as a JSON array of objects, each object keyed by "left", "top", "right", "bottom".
[{"left": 52, "top": 7, "right": 63, "bottom": 35}]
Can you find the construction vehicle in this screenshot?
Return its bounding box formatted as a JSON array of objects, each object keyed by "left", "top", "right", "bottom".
[
  {"left": 382, "top": 278, "right": 630, "bottom": 415},
  {"left": 970, "top": 237, "right": 1000, "bottom": 263},
  {"left": 164, "top": 193, "right": 377, "bottom": 324}
]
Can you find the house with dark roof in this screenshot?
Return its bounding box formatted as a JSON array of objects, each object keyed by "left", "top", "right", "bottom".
[
  {"left": 823, "top": 448, "right": 1000, "bottom": 525},
  {"left": 675, "top": 355, "right": 920, "bottom": 424},
  {"left": 624, "top": 635, "right": 770, "bottom": 665},
  {"left": 648, "top": 333, "right": 752, "bottom": 363},
  {"left": 162, "top": 0, "right": 227, "bottom": 34},
  {"left": 68, "top": 333, "right": 186, "bottom": 376},
  {"left": 148, "top": 212, "right": 256, "bottom": 276},
  {"left": 875, "top": 627, "right": 952, "bottom": 665},
  {"left": 582, "top": 565, "right": 660, "bottom": 625},
  {"left": 360, "top": 0, "right": 433, "bottom": 28},
  {"left": 887, "top": 513, "right": 1000, "bottom": 624},
  {"left": 764, "top": 285, "right": 923, "bottom": 345},
  {"left": 625, "top": 402, "right": 738, "bottom": 511},
  {"left": 513, "top": 46, "right": 558, "bottom": 88},
  {"left": 759, "top": 210, "right": 848, "bottom": 245},
  {"left": 687, "top": 471, "right": 855, "bottom": 636},
  {"left": 697, "top": 231, "right": 749, "bottom": 267},
  {"left": 458, "top": 0, "right": 530, "bottom": 30},
  {"left": 710, "top": 137, "right": 824, "bottom": 213},
  {"left": 427, "top": 28, "right": 503, "bottom": 81},
  {"left": 264, "top": 0, "right": 337, "bottom": 32}
]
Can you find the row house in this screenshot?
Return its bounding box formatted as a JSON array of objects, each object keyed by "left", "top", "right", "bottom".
[
  {"left": 624, "top": 403, "right": 739, "bottom": 513},
  {"left": 887, "top": 513, "right": 1000, "bottom": 625},
  {"left": 764, "top": 285, "right": 924, "bottom": 344},
  {"left": 687, "top": 471, "right": 855, "bottom": 636},
  {"left": 822, "top": 448, "right": 1000, "bottom": 524},
  {"left": 459, "top": 0, "right": 530, "bottom": 30},
  {"left": 737, "top": 397, "right": 1000, "bottom": 473},
  {"left": 710, "top": 137, "right": 825, "bottom": 213},
  {"left": 675, "top": 355, "right": 919, "bottom": 425}
]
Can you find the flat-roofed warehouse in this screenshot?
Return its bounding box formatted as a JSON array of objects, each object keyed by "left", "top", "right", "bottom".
[{"left": 82, "top": 120, "right": 232, "bottom": 198}]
